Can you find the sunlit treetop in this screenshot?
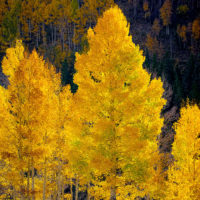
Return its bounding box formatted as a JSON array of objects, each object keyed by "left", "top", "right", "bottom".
[
  {"left": 2, "top": 40, "right": 24, "bottom": 81},
  {"left": 73, "top": 5, "right": 166, "bottom": 199},
  {"left": 165, "top": 103, "right": 200, "bottom": 200}
]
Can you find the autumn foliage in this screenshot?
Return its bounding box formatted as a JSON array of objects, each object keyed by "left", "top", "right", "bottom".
[
  {"left": 165, "top": 103, "right": 200, "bottom": 200},
  {"left": 0, "top": 41, "right": 72, "bottom": 199},
  {"left": 0, "top": 3, "right": 199, "bottom": 200},
  {"left": 73, "top": 6, "right": 166, "bottom": 199},
  {"left": 160, "top": 0, "right": 172, "bottom": 35}
]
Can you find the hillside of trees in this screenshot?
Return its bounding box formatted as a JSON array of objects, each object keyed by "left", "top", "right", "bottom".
[
  {"left": 0, "top": 0, "right": 200, "bottom": 199},
  {"left": 0, "top": 0, "right": 200, "bottom": 153},
  {"left": 117, "top": 0, "right": 200, "bottom": 153}
]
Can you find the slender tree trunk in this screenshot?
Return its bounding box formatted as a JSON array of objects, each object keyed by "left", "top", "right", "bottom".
[
  {"left": 87, "top": 183, "right": 90, "bottom": 200},
  {"left": 67, "top": 23, "right": 71, "bottom": 51},
  {"left": 60, "top": 27, "right": 64, "bottom": 51},
  {"left": 110, "top": 187, "right": 116, "bottom": 200},
  {"left": 32, "top": 165, "right": 35, "bottom": 200},
  {"left": 61, "top": 176, "right": 64, "bottom": 200},
  {"left": 39, "top": 27, "right": 41, "bottom": 43},
  {"left": 20, "top": 170, "right": 25, "bottom": 200},
  {"left": 27, "top": 160, "right": 30, "bottom": 200},
  {"left": 133, "top": 0, "right": 137, "bottom": 17},
  {"left": 70, "top": 178, "right": 73, "bottom": 200},
  {"left": 43, "top": 164, "right": 47, "bottom": 200},
  {"left": 193, "top": 142, "right": 196, "bottom": 181},
  {"left": 75, "top": 176, "right": 79, "bottom": 200},
  {"left": 54, "top": 26, "right": 57, "bottom": 45},
  {"left": 73, "top": 22, "right": 76, "bottom": 51},
  {"left": 146, "top": 194, "right": 151, "bottom": 200},
  {"left": 13, "top": 187, "right": 17, "bottom": 200},
  {"left": 170, "top": 32, "right": 173, "bottom": 58},
  {"left": 36, "top": 30, "right": 39, "bottom": 48},
  {"left": 89, "top": 15, "right": 92, "bottom": 27},
  {"left": 28, "top": 19, "right": 31, "bottom": 40},
  {"left": 166, "top": 25, "right": 169, "bottom": 35},
  {"left": 62, "top": 30, "right": 64, "bottom": 51},
  {"left": 51, "top": 23, "right": 54, "bottom": 45},
  {"left": 57, "top": 162, "right": 62, "bottom": 200},
  {"left": 18, "top": 21, "right": 21, "bottom": 37},
  {"left": 159, "top": 0, "right": 162, "bottom": 7},
  {"left": 42, "top": 23, "right": 46, "bottom": 46}
]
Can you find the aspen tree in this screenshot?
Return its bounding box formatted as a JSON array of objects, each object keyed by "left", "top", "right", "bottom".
[
  {"left": 146, "top": 33, "right": 162, "bottom": 57},
  {"left": 165, "top": 103, "right": 200, "bottom": 200},
  {"left": 177, "top": 24, "right": 187, "bottom": 42},
  {"left": 73, "top": 6, "right": 166, "bottom": 199},
  {"left": 50, "top": 84, "right": 73, "bottom": 200},
  {"left": 152, "top": 18, "right": 161, "bottom": 36},
  {"left": 160, "top": 0, "right": 172, "bottom": 35},
  {"left": 192, "top": 18, "right": 200, "bottom": 40},
  {"left": 0, "top": 41, "right": 66, "bottom": 199},
  {"left": 143, "top": 0, "right": 150, "bottom": 20}
]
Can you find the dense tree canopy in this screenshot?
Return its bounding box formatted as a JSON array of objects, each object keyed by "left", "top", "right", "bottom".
[{"left": 0, "top": 1, "right": 199, "bottom": 199}]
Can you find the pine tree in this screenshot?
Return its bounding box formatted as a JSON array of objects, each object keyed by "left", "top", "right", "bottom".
[{"left": 73, "top": 6, "right": 166, "bottom": 199}]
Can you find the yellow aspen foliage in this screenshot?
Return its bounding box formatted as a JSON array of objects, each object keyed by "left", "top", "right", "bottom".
[
  {"left": 177, "top": 4, "right": 189, "bottom": 15},
  {"left": 20, "top": 0, "right": 51, "bottom": 42},
  {"left": 66, "top": 92, "right": 97, "bottom": 199},
  {"left": 160, "top": 0, "right": 172, "bottom": 26},
  {"left": 2, "top": 40, "right": 24, "bottom": 80},
  {"left": 160, "top": 0, "right": 172, "bottom": 34},
  {"left": 143, "top": 0, "right": 149, "bottom": 12},
  {"left": 0, "top": 40, "right": 65, "bottom": 199},
  {"left": 147, "top": 153, "right": 169, "bottom": 199},
  {"left": 0, "top": 0, "right": 21, "bottom": 49},
  {"left": 143, "top": 1, "right": 150, "bottom": 19},
  {"left": 73, "top": 6, "right": 166, "bottom": 199},
  {"left": 152, "top": 18, "right": 161, "bottom": 36},
  {"left": 0, "top": 0, "right": 6, "bottom": 24},
  {"left": 48, "top": 84, "right": 74, "bottom": 199},
  {"left": 192, "top": 18, "right": 200, "bottom": 40},
  {"left": 165, "top": 103, "right": 200, "bottom": 200},
  {"left": 146, "top": 33, "right": 162, "bottom": 57},
  {"left": 177, "top": 24, "right": 187, "bottom": 42},
  {"left": 20, "top": 0, "right": 35, "bottom": 39},
  {"left": 43, "top": 0, "right": 59, "bottom": 25},
  {"left": 74, "top": 0, "right": 114, "bottom": 48}
]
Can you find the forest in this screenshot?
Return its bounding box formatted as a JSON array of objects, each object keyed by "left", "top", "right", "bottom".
[{"left": 0, "top": 0, "right": 200, "bottom": 200}]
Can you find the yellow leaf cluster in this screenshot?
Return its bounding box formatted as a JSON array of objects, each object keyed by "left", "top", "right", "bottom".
[
  {"left": 192, "top": 18, "right": 200, "bottom": 40},
  {"left": 160, "top": 0, "right": 172, "bottom": 26},
  {"left": 146, "top": 33, "right": 162, "bottom": 56},
  {"left": 152, "top": 18, "right": 161, "bottom": 36},
  {"left": 177, "top": 4, "right": 189, "bottom": 15},
  {"left": 165, "top": 103, "right": 200, "bottom": 200},
  {"left": 177, "top": 24, "right": 187, "bottom": 42},
  {"left": 143, "top": 1, "right": 149, "bottom": 12}
]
